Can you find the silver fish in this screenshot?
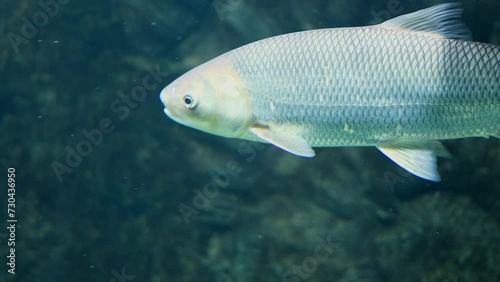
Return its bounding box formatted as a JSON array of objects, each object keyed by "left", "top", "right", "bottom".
[{"left": 160, "top": 3, "right": 499, "bottom": 181}]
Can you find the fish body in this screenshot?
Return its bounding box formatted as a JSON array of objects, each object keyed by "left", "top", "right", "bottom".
[
  {"left": 160, "top": 3, "right": 499, "bottom": 181},
  {"left": 230, "top": 27, "right": 499, "bottom": 146}
]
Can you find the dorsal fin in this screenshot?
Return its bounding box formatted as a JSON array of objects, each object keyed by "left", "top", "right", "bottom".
[{"left": 378, "top": 3, "right": 471, "bottom": 40}]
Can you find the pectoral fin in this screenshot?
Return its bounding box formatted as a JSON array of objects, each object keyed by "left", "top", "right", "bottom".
[
  {"left": 250, "top": 126, "right": 315, "bottom": 157},
  {"left": 377, "top": 140, "right": 451, "bottom": 182}
]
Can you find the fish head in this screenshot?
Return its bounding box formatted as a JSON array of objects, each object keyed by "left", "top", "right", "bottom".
[{"left": 160, "top": 56, "right": 254, "bottom": 138}]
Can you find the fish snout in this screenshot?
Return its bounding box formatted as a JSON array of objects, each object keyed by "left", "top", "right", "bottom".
[
  {"left": 159, "top": 86, "right": 170, "bottom": 108},
  {"left": 160, "top": 86, "right": 177, "bottom": 119}
]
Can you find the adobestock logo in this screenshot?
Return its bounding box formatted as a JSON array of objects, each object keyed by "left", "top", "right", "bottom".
[
  {"left": 212, "top": 0, "right": 244, "bottom": 21},
  {"left": 281, "top": 234, "right": 341, "bottom": 282},
  {"left": 6, "top": 0, "right": 70, "bottom": 54},
  {"left": 51, "top": 65, "right": 169, "bottom": 182}
]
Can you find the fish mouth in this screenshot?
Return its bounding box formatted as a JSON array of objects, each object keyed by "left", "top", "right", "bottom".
[
  {"left": 160, "top": 88, "right": 175, "bottom": 118},
  {"left": 159, "top": 86, "right": 172, "bottom": 109},
  {"left": 163, "top": 107, "right": 176, "bottom": 119},
  {"left": 160, "top": 86, "right": 185, "bottom": 124},
  {"left": 163, "top": 107, "right": 184, "bottom": 125}
]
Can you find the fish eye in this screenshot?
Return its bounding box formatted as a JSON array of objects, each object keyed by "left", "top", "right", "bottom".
[{"left": 183, "top": 93, "right": 197, "bottom": 109}]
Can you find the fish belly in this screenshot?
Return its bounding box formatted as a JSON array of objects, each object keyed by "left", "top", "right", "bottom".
[{"left": 228, "top": 27, "right": 500, "bottom": 146}]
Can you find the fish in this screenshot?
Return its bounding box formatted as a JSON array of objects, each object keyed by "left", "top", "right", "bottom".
[{"left": 159, "top": 3, "right": 499, "bottom": 181}]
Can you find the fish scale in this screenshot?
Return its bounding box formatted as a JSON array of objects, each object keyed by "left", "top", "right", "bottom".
[
  {"left": 227, "top": 26, "right": 499, "bottom": 146},
  {"left": 160, "top": 3, "right": 499, "bottom": 180}
]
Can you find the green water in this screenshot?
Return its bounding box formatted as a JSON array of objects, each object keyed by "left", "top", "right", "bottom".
[{"left": 0, "top": 0, "right": 499, "bottom": 281}]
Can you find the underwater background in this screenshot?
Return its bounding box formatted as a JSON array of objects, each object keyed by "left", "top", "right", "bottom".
[{"left": 0, "top": 0, "right": 499, "bottom": 281}]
